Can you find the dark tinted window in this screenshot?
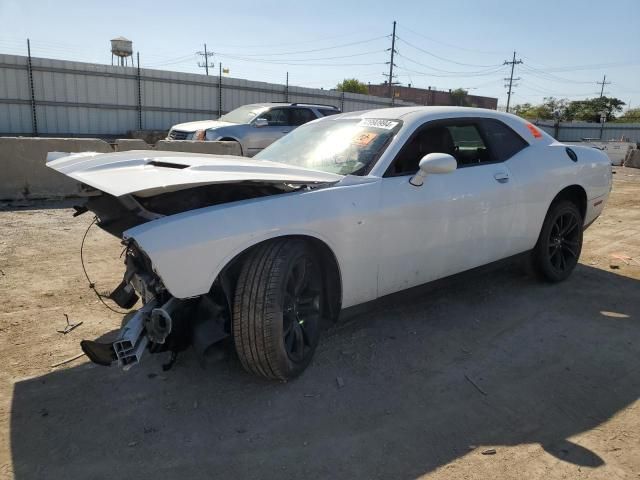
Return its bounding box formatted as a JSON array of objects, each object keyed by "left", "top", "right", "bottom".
[
  {"left": 318, "top": 108, "right": 340, "bottom": 117},
  {"left": 289, "top": 108, "right": 317, "bottom": 126},
  {"left": 391, "top": 122, "right": 490, "bottom": 174},
  {"left": 480, "top": 119, "right": 528, "bottom": 161},
  {"left": 259, "top": 108, "right": 289, "bottom": 126}
]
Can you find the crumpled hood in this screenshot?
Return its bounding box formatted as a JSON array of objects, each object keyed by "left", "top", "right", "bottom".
[
  {"left": 170, "top": 119, "right": 236, "bottom": 132},
  {"left": 46, "top": 150, "right": 343, "bottom": 197}
]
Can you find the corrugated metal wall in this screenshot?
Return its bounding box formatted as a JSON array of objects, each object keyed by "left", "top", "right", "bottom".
[
  {"left": 536, "top": 120, "right": 640, "bottom": 143},
  {"left": 0, "top": 54, "right": 414, "bottom": 136}
]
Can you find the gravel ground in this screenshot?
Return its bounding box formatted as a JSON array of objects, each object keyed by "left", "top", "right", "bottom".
[{"left": 1, "top": 168, "right": 639, "bottom": 480}]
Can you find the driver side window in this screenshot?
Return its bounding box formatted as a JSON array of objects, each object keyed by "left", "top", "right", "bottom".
[
  {"left": 258, "top": 108, "right": 289, "bottom": 126},
  {"left": 388, "top": 121, "right": 490, "bottom": 176}
]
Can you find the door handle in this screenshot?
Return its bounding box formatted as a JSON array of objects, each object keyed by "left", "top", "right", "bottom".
[
  {"left": 282, "top": 130, "right": 291, "bottom": 134},
  {"left": 494, "top": 172, "right": 510, "bottom": 183}
]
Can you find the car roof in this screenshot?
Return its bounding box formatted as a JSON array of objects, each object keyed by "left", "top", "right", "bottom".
[
  {"left": 324, "top": 106, "right": 555, "bottom": 147},
  {"left": 333, "top": 106, "right": 509, "bottom": 121},
  {"left": 241, "top": 102, "right": 339, "bottom": 110}
]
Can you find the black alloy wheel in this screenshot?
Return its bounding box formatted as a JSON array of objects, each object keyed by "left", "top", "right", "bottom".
[
  {"left": 233, "top": 239, "right": 324, "bottom": 380},
  {"left": 282, "top": 255, "right": 322, "bottom": 363},
  {"left": 533, "top": 200, "right": 584, "bottom": 282}
]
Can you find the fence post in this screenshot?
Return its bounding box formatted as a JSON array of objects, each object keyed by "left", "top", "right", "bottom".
[
  {"left": 340, "top": 90, "right": 345, "bottom": 112},
  {"left": 26, "top": 39, "right": 38, "bottom": 136},
  {"left": 218, "top": 63, "right": 222, "bottom": 118},
  {"left": 136, "top": 52, "right": 143, "bottom": 130}
]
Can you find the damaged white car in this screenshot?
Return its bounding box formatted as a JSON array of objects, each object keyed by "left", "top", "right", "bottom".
[{"left": 48, "top": 107, "right": 612, "bottom": 380}]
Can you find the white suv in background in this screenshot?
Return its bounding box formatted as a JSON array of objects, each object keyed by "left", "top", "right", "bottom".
[{"left": 167, "top": 103, "right": 340, "bottom": 156}]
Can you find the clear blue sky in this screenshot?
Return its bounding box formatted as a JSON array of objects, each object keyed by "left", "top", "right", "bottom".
[{"left": 1, "top": 0, "right": 638, "bottom": 109}]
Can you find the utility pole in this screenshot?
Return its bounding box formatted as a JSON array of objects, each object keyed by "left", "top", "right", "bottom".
[
  {"left": 285, "top": 71, "right": 289, "bottom": 102},
  {"left": 197, "top": 43, "right": 213, "bottom": 75},
  {"left": 597, "top": 74, "right": 610, "bottom": 98},
  {"left": 26, "top": 38, "right": 38, "bottom": 136},
  {"left": 503, "top": 51, "right": 522, "bottom": 113},
  {"left": 386, "top": 21, "right": 397, "bottom": 100}
]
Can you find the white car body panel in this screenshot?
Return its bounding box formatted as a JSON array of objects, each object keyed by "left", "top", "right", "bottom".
[
  {"left": 48, "top": 107, "right": 612, "bottom": 310},
  {"left": 125, "top": 176, "right": 381, "bottom": 305}
]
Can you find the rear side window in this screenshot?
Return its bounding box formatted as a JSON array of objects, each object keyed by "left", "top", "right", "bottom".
[
  {"left": 318, "top": 108, "right": 340, "bottom": 117},
  {"left": 289, "top": 108, "right": 317, "bottom": 126},
  {"left": 480, "top": 119, "right": 528, "bottom": 162}
]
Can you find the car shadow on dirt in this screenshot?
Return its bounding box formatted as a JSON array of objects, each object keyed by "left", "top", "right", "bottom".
[{"left": 9, "top": 264, "right": 640, "bottom": 479}]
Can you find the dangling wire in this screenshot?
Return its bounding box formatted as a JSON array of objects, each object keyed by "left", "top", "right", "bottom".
[{"left": 80, "top": 216, "right": 131, "bottom": 315}]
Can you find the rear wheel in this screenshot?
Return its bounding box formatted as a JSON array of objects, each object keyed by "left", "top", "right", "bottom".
[
  {"left": 233, "top": 239, "right": 323, "bottom": 380},
  {"left": 532, "top": 200, "right": 583, "bottom": 282}
]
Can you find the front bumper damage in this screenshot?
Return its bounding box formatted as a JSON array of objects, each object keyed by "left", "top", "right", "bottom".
[{"left": 80, "top": 242, "right": 229, "bottom": 370}]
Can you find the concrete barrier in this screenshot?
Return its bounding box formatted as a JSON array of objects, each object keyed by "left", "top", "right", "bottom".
[
  {"left": 114, "top": 139, "right": 151, "bottom": 151},
  {"left": 0, "top": 137, "right": 112, "bottom": 200},
  {"left": 0, "top": 138, "right": 244, "bottom": 200},
  {"left": 155, "top": 140, "right": 242, "bottom": 156},
  {"left": 624, "top": 149, "right": 640, "bottom": 169}
]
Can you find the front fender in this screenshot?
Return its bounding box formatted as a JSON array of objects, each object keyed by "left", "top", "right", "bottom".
[{"left": 123, "top": 179, "right": 381, "bottom": 306}]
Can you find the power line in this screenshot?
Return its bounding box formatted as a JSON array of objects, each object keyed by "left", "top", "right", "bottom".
[
  {"left": 396, "top": 36, "right": 502, "bottom": 68},
  {"left": 519, "top": 65, "right": 594, "bottom": 85},
  {"left": 218, "top": 49, "right": 386, "bottom": 64},
  {"left": 397, "top": 24, "right": 509, "bottom": 56},
  {"left": 504, "top": 51, "right": 523, "bottom": 112},
  {"left": 395, "top": 64, "right": 507, "bottom": 78},
  {"left": 217, "top": 53, "right": 386, "bottom": 67},
  {"left": 216, "top": 35, "right": 389, "bottom": 57},
  {"left": 395, "top": 52, "right": 507, "bottom": 76}
]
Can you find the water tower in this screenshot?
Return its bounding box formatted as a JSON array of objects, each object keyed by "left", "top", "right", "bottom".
[{"left": 110, "top": 36, "right": 133, "bottom": 66}]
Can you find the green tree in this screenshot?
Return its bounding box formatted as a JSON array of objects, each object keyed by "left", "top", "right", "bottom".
[
  {"left": 450, "top": 88, "right": 469, "bottom": 106},
  {"left": 565, "top": 96, "right": 626, "bottom": 122},
  {"left": 336, "top": 78, "right": 369, "bottom": 94},
  {"left": 512, "top": 97, "right": 570, "bottom": 121},
  {"left": 613, "top": 107, "right": 640, "bottom": 123}
]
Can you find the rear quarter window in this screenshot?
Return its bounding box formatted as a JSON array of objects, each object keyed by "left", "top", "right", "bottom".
[{"left": 480, "top": 119, "right": 529, "bottom": 162}]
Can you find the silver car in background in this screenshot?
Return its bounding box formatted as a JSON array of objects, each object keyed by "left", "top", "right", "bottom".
[{"left": 167, "top": 103, "right": 340, "bottom": 156}]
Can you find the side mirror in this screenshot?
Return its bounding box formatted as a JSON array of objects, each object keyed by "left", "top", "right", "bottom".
[
  {"left": 409, "top": 153, "right": 457, "bottom": 187},
  {"left": 254, "top": 118, "right": 268, "bottom": 128}
]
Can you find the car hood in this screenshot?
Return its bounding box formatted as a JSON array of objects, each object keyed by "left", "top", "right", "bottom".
[
  {"left": 170, "top": 119, "right": 237, "bottom": 132},
  {"left": 46, "top": 150, "right": 343, "bottom": 197}
]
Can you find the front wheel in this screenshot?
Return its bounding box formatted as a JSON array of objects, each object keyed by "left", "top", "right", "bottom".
[
  {"left": 233, "top": 239, "right": 323, "bottom": 381},
  {"left": 532, "top": 200, "right": 584, "bottom": 282}
]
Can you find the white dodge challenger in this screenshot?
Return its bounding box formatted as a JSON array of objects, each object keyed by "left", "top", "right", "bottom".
[{"left": 48, "top": 106, "right": 612, "bottom": 380}]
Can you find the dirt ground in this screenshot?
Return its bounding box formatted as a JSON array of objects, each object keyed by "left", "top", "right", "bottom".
[{"left": 1, "top": 168, "right": 639, "bottom": 480}]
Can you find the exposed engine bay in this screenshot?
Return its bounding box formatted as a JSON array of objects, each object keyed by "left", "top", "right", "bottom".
[{"left": 83, "top": 181, "right": 299, "bottom": 237}]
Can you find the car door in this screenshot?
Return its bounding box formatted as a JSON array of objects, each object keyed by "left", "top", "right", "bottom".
[
  {"left": 376, "top": 118, "right": 522, "bottom": 297},
  {"left": 245, "top": 108, "right": 294, "bottom": 156}
]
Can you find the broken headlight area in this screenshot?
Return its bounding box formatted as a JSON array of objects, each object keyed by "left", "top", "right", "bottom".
[{"left": 80, "top": 242, "right": 230, "bottom": 371}]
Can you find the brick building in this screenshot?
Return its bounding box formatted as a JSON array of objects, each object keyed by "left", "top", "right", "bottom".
[{"left": 367, "top": 83, "right": 498, "bottom": 110}]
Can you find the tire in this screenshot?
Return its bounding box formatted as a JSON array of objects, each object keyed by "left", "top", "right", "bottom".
[
  {"left": 532, "top": 200, "right": 584, "bottom": 282},
  {"left": 232, "top": 239, "right": 323, "bottom": 380}
]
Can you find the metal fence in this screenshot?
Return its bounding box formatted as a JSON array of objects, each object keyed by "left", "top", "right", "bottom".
[
  {"left": 0, "top": 53, "right": 415, "bottom": 137},
  {"left": 535, "top": 120, "right": 640, "bottom": 143}
]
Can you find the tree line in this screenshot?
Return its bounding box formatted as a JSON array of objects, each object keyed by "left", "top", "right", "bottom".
[
  {"left": 511, "top": 96, "right": 639, "bottom": 123},
  {"left": 335, "top": 78, "right": 638, "bottom": 123}
]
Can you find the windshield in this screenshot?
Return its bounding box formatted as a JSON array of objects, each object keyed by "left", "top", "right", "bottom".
[
  {"left": 254, "top": 118, "right": 401, "bottom": 175},
  {"left": 219, "top": 105, "right": 266, "bottom": 124}
]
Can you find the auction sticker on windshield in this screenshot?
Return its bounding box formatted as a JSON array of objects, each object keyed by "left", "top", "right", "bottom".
[
  {"left": 358, "top": 119, "right": 399, "bottom": 130},
  {"left": 351, "top": 132, "right": 379, "bottom": 146}
]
